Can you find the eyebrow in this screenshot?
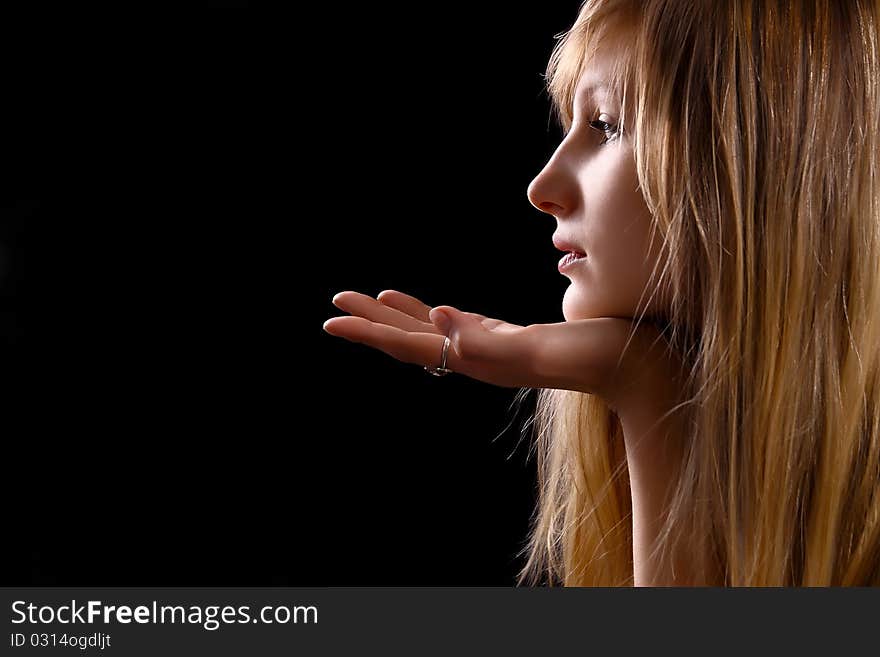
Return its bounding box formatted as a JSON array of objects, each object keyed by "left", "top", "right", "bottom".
[
  {"left": 575, "top": 81, "right": 609, "bottom": 105},
  {"left": 570, "top": 81, "right": 611, "bottom": 120}
]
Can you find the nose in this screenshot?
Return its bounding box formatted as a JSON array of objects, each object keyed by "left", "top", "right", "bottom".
[
  {"left": 527, "top": 178, "right": 565, "bottom": 216},
  {"left": 526, "top": 150, "right": 573, "bottom": 218}
]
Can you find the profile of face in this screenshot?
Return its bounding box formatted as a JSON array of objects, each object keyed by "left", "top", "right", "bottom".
[{"left": 527, "top": 33, "right": 668, "bottom": 324}]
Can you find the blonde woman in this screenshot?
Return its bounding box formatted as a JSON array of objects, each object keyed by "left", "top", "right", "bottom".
[{"left": 323, "top": 0, "right": 880, "bottom": 586}]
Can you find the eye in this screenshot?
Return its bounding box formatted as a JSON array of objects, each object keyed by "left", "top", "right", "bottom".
[{"left": 588, "top": 117, "right": 619, "bottom": 145}]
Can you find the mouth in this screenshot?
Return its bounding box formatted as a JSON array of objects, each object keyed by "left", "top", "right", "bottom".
[
  {"left": 552, "top": 234, "right": 586, "bottom": 255},
  {"left": 558, "top": 251, "right": 587, "bottom": 272},
  {"left": 552, "top": 234, "right": 586, "bottom": 272}
]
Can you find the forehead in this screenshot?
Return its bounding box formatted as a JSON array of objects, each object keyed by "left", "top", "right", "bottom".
[
  {"left": 574, "top": 49, "right": 612, "bottom": 102},
  {"left": 573, "top": 35, "right": 628, "bottom": 107}
]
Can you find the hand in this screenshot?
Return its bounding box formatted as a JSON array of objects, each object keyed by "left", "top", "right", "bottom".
[{"left": 323, "top": 289, "right": 683, "bottom": 413}]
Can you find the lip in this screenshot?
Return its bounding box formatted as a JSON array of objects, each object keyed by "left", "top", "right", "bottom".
[
  {"left": 558, "top": 251, "right": 587, "bottom": 273},
  {"left": 552, "top": 234, "right": 587, "bottom": 273},
  {"left": 552, "top": 234, "right": 586, "bottom": 255}
]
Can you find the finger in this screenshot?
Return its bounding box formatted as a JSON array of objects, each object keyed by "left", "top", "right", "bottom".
[
  {"left": 428, "top": 305, "right": 531, "bottom": 363},
  {"left": 322, "top": 315, "right": 471, "bottom": 374},
  {"left": 332, "top": 291, "right": 438, "bottom": 334},
  {"left": 438, "top": 308, "right": 521, "bottom": 333},
  {"left": 376, "top": 289, "right": 433, "bottom": 323}
]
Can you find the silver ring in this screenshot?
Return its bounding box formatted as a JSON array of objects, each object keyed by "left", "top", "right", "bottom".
[{"left": 424, "top": 335, "right": 452, "bottom": 376}]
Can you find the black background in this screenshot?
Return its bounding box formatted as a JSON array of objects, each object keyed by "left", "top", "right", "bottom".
[{"left": 1, "top": 3, "right": 584, "bottom": 585}]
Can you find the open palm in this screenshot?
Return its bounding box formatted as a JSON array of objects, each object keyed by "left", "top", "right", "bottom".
[{"left": 323, "top": 289, "right": 680, "bottom": 407}]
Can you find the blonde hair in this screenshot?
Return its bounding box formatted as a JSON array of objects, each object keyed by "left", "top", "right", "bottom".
[{"left": 515, "top": 0, "right": 880, "bottom": 586}]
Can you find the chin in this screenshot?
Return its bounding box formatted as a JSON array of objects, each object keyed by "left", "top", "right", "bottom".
[
  {"left": 562, "top": 285, "right": 603, "bottom": 321},
  {"left": 563, "top": 285, "right": 640, "bottom": 322}
]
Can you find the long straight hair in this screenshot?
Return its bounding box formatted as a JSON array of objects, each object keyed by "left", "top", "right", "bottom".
[{"left": 516, "top": 0, "right": 880, "bottom": 586}]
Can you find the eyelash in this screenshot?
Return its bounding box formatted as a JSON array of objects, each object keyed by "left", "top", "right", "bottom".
[{"left": 588, "top": 118, "right": 619, "bottom": 145}]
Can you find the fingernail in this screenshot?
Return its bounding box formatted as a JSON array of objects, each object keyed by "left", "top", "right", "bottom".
[{"left": 430, "top": 309, "right": 450, "bottom": 333}]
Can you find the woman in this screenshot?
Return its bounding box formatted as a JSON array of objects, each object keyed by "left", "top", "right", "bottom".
[{"left": 323, "top": 0, "right": 880, "bottom": 586}]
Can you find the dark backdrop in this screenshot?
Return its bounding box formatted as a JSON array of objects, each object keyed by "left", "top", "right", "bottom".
[{"left": 1, "top": 4, "right": 583, "bottom": 585}]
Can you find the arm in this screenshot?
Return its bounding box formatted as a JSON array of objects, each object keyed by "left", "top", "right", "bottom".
[{"left": 324, "top": 289, "right": 694, "bottom": 585}]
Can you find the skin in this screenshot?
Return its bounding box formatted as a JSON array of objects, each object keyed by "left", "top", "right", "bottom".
[
  {"left": 526, "top": 32, "right": 670, "bottom": 326},
  {"left": 323, "top": 33, "right": 694, "bottom": 585},
  {"left": 527, "top": 33, "right": 691, "bottom": 585}
]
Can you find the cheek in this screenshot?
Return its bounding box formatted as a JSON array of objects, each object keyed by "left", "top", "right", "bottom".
[
  {"left": 596, "top": 211, "right": 664, "bottom": 318},
  {"left": 596, "top": 209, "right": 658, "bottom": 294},
  {"left": 564, "top": 164, "right": 660, "bottom": 319},
  {"left": 561, "top": 245, "right": 653, "bottom": 321},
  {"left": 587, "top": 176, "right": 653, "bottom": 271}
]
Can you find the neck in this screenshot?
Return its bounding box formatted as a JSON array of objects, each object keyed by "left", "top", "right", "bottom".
[
  {"left": 617, "top": 397, "right": 691, "bottom": 586},
  {"left": 606, "top": 337, "right": 695, "bottom": 586}
]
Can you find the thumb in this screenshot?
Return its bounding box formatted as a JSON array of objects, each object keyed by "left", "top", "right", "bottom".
[
  {"left": 428, "top": 306, "right": 452, "bottom": 334},
  {"left": 429, "top": 305, "right": 490, "bottom": 361}
]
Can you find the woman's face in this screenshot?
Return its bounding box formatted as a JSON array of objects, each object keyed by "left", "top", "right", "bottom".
[{"left": 527, "top": 37, "right": 668, "bottom": 323}]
